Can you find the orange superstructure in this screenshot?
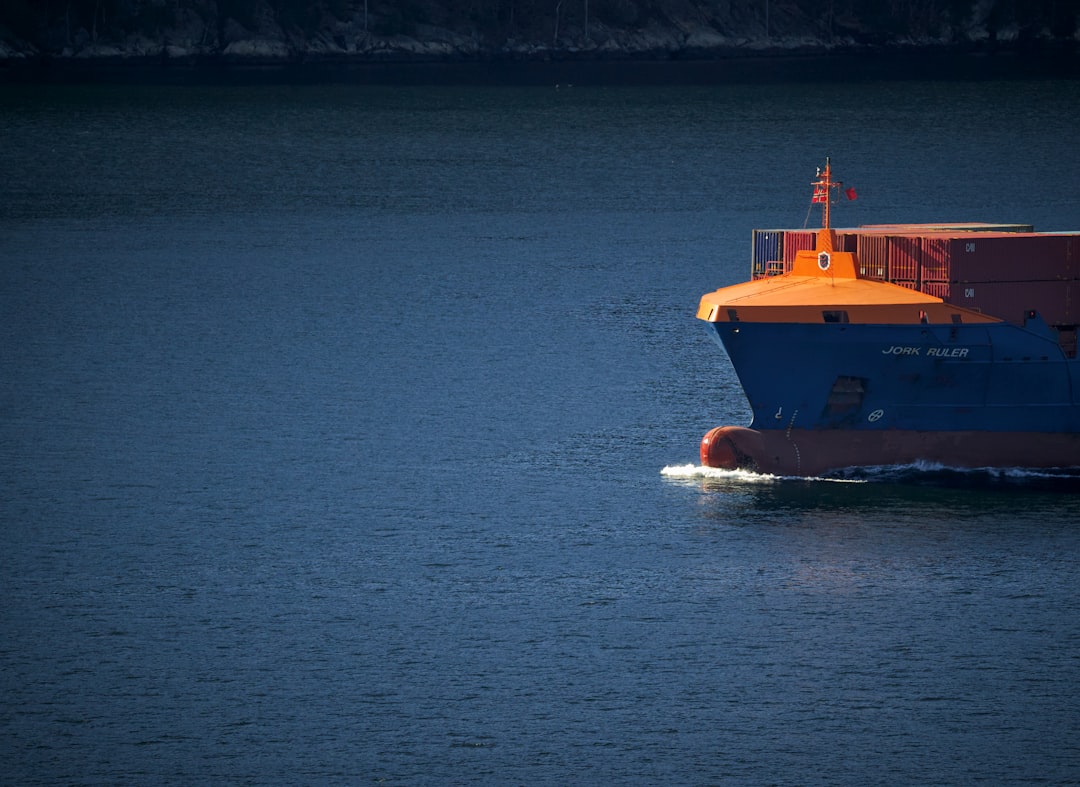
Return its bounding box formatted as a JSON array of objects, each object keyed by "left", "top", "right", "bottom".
[{"left": 697, "top": 228, "right": 1001, "bottom": 326}]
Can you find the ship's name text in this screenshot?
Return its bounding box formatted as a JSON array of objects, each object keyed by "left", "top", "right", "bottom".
[{"left": 882, "top": 345, "right": 970, "bottom": 357}]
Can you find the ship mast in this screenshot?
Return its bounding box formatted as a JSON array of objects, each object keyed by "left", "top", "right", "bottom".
[{"left": 811, "top": 157, "right": 844, "bottom": 229}]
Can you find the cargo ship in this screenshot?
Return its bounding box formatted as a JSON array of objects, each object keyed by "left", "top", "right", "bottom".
[{"left": 697, "top": 159, "right": 1080, "bottom": 476}]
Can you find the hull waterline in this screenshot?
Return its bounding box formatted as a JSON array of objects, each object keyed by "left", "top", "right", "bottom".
[{"left": 701, "top": 425, "right": 1080, "bottom": 477}]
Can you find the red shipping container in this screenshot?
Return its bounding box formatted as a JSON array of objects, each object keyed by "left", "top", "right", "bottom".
[
  {"left": 782, "top": 230, "right": 816, "bottom": 265},
  {"left": 947, "top": 280, "right": 1072, "bottom": 325},
  {"left": 887, "top": 235, "right": 922, "bottom": 281},
  {"left": 920, "top": 236, "right": 954, "bottom": 281},
  {"left": 921, "top": 281, "right": 951, "bottom": 300},
  {"left": 924, "top": 233, "right": 1077, "bottom": 283},
  {"left": 856, "top": 234, "right": 888, "bottom": 279},
  {"left": 855, "top": 234, "right": 920, "bottom": 280}
]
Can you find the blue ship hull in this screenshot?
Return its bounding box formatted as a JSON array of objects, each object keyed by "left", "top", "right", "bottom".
[{"left": 703, "top": 315, "right": 1080, "bottom": 475}]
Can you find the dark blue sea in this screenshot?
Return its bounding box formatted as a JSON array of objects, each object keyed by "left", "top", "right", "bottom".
[{"left": 3, "top": 67, "right": 1080, "bottom": 784}]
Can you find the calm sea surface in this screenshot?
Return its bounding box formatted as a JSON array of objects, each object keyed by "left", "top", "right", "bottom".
[{"left": 3, "top": 69, "right": 1080, "bottom": 784}]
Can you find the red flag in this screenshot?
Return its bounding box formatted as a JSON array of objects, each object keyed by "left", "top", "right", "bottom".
[
  {"left": 811, "top": 185, "right": 827, "bottom": 203},
  {"left": 845, "top": 186, "right": 857, "bottom": 201}
]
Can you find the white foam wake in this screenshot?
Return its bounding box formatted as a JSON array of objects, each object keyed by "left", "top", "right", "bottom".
[
  {"left": 664, "top": 460, "right": 1080, "bottom": 484},
  {"left": 659, "top": 463, "right": 867, "bottom": 484},
  {"left": 660, "top": 463, "right": 778, "bottom": 482}
]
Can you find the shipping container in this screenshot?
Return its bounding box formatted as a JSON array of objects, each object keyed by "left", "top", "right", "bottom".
[
  {"left": 836, "top": 232, "right": 859, "bottom": 253},
  {"left": 923, "top": 233, "right": 1077, "bottom": 283},
  {"left": 856, "top": 234, "right": 888, "bottom": 279},
  {"left": 748, "top": 227, "right": 1073, "bottom": 283},
  {"left": 946, "top": 280, "right": 1073, "bottom": 325},
  {"left": 857, "top": 223, "right": 1035, "bottom": 233},
  {"left": 888, "top": 235, "right": 922, "bottom": 281},
  {"left": 751, "top": 230, "right": 784, "bottom": 278},
  {"left": 920, "top": 235, "right": 953, "bottom": 281},
  {"left": 783, "top": 230, "right": 817, "bottom": 266},
  {"left": 920, "top": 281, "right": 951, "bottom": 300}
]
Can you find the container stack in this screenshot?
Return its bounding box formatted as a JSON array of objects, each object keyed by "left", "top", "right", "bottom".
[
  {"left": 751, "top": 224, "right": 1030, "bottom": 281},
  {"left": 930, "top": 233, "right": 1078, "bottom": 325},
  {"left": 749, "top": 222, "right": 1078, "bottom": 330}
]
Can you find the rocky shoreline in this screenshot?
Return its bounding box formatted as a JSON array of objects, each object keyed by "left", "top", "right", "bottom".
[
  {"left": 1, "top": 0, "right": 1076, "bottom": 81},
  {"left": 3, "top": 34, "right": 1076, "bottom": 66}
]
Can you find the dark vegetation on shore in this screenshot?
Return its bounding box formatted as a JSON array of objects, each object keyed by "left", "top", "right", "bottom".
[{"left": 1, "top": 0, "right": 1077, "bottom": 66}]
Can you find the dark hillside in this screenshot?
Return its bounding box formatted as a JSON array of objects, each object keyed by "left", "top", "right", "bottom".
[{"left": 0, "top": 0, "right": 1077, "bottom": 66}]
